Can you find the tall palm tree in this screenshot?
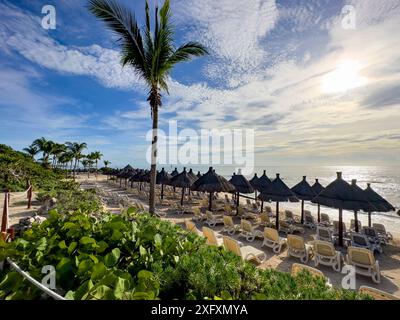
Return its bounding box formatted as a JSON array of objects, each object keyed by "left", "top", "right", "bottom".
[
  {"left": 90, "top": 151, "right": 103, "bottom": 175},
  {"left": 89, "top": 0, "right": 208, "bottom": 214},
  {"left": 23, "top": 145, "right": 39, "bottom": 159},
  {"left": 103, "top": 160, "right": 111, "bottom": 168},
  {"left": 66, "top": 142, "right": 87, "bottom": 177}
]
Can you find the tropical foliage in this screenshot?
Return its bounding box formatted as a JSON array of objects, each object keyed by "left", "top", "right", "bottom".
[
  {"left": 0, "top": 204, "right": 367, "bottom": 300},
  {"left": 88, "top": 0, "right": 208, "bottom": 214}
]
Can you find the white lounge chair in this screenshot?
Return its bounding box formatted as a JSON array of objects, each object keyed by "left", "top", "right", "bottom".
[
  {"left": 279, "top": 220, "right": 305, "bottom": 234},
  {"left": 346, "top": 246, "right": 381, "bottom": 283},
  {"left": 303, "top": 214, "right": 316, "bottom": 229},
  {"left": 373, "top": 223, "right": 393, "bottom": 242},
  {"left": 316, "top": 226, "right": 335, "bottom": 243},
  {"left": 221, "top": 215, "right": 240, "bottom": 235},
  {"left": 205, "top": 211, "right": 223, "bottom": 227},
  {"left": 223, "top": 236, "right": 266, "bottom": 264},
  {"left": 262, "top": 227, "right": 286, "bottom": 253},
  {"left": 287, "top": 235, "right": 313, "bottom": 263},
  {"left": 202, "top": 227, "right": 223, "bottom": 246},
  {"left": 350, "top": 232, "right": 382, "bottom": 254},
  {"left": 362, "top": 226, "right": 385, "bottom": 246},
  {"left": 350, "top": 219, "right": 362, "bottom": 232},
  {"left": 239, "top": 219, "right": 263, "bottom": 242},
  {"left": 192, "top": 207, "right": 206, "bottom": 222},
  {"left": 291, "top": 263, "right": 325, "bottom": 278},
  {"left": 259, "top": 212, "right": 274, "bottom": 227},
  {"left": 285, "top": 210, "right": 298, "bottom": 224},
  {"left": 313, "top": 240, "right": 342, "bottom": 272},
  {"left": 359, "top": 286, "right": 399, "bottom": 300},
  {"left": 320, "top": 213, "right": 331, "bottom": 226},
  {"left": 185, "top": 220, "right": 202, "bottom": 236}
]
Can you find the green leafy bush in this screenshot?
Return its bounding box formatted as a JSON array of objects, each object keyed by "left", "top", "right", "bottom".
[{"left": 0, "top": 208, "right": 367, "bottom": 300}]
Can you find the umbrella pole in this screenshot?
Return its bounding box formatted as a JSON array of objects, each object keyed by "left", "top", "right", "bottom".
[
  {"left": 236, "top": 192, "right": 239, "bottom": 215},
  {"left": 261, "top": 201, "right": 264, "bottom": 213},
  {"left": 209, "top": 192, "right": 212, "bottom": 211},
  {"left": 119, "top": 179, "right": 122, "bottom": 187},
  {"left": 254, "top": 190, "right": 257, "bottom": 201},
  {"left": 181, "top": 188, "right": 184, "bottom": 206},
  {"left": 317, "top": 204, "right": 321, "bottom": 223},
  {"left": 368, "top": 212, "right": 371, "bottom": 227},
  {"left": 338, "top": 208, "right": 343, "bottom": 247},
  {"left": 301, "top": 200, "right": 304, "bottom": 224},
  {"left": 354, "top": 210, "right": 359, "bottom": 233},
  {"left": 161, "top": 184, "right": 164, "bottom": 200},
  {"left": 275, "top": 202, "right": 280, "bottom": 229}
]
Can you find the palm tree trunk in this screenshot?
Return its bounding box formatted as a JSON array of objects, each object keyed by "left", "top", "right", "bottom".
[{"left": 149, "top": 102, "right": 159, "bottom": 215}]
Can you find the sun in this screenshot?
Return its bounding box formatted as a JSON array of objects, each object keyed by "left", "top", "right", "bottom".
[{"left": 321, "top": 60, "right": 367, "bottom": 94}]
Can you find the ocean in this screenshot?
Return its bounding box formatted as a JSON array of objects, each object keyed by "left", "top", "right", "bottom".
[{"left": 166, "top": 165, "right": 400, "bottom": 234}]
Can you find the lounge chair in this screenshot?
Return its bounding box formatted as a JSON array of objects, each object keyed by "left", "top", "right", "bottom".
[
  {"left": 303, "top": 214, "right": 316, "bottom": 229},
  {"left": 285, "top": 210, "right": 298, "bottom": 224},
  {"left": 362, "top": 226, "right": 385, "bottom": 246},
  {"left": 350, "top": 232, "right": 382, "bottom": 254},
  {"left": 205, "top": 210, "right": 223, "bottom": 227},
  {"left": 350, "top": 219, "right": 362, "bottom": 232},
  {"left": 265, "top": 205, "right": 273, "bottom": 216},
  {"left": 315, "top": 226, "right": 335, "bottom": 243},
  {"left": 279, "top": 220, "right": 305, "bottom": 234},
  {"left": 346, "top": 246, "right": 381, "bottom": 283},
  {"left": 333, "top": 220, "right": 347, "bottom": 237},
  {"left": 373, "top": 223, "right": 393, "bottom": 242},
  {"left": 291, "top": 263, "right": 325, "bottom": 278},
  {"left": 287, "top": 235, "right": 313, "bottom": 263},
  {"left": 223, "top": 236, "right": 266, "bottom": 264},
  {"left": 221, "top": 215, "right": 240, "bottom": 235},
  {"left": 262, "top": 227, "right": 286, "bottom": 253},
  {"left": 185, "top": 220, "right": 202, "bottom": 236},
  {"left": 224, "top": 204, "right": 233, "bottom": 215},
  {"left": 359, "top": 286, "right": 400, "bottom": 300},
  {"left": 320, "top": 213, "right": 331, "bottom": 226},
  {"left": 192, "top": 207, "right": 206, "bottom": 222},
  {"left": 313, "top": 240, "right": 342, "bottom": 271},
  {"left": 202, "top": 227, "right": 222, "bottom": 246},
  {"left": 239, "top": 219, "right": 263, "bottom": 242},
  {"left": 260, "top": 212, "right": 274, "bottom": 227}
]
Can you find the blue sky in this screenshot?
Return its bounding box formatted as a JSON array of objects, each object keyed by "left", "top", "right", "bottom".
[{"left": 0, "top": 0, "right": 399, "bottom": 169}]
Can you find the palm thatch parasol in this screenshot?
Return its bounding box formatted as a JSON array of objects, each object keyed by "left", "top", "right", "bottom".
[
  {"left": 156, "top": 168, "right": 172, "bottom": 200},
  {"left": 258, "top": 173, "right": 298, "bottom": 229},
  {"left": 191, "top": 167, "right": 235, "bottom": 211},
  {"left": 291, "top": 176, "right": 316, "bottom": 224},
  {"left": 188, "top": 168, "right": 198, "bottom": 181},
  {"left": 170, "top": 167, "right": 179, "bottom": 177},
  {"left": 170, "top": 168, "right": 197, "bottom": 205},
  {"left": 312, "top": 172, "right": 376, "bottom": 246},
  {"left": 197, "top": 171, "right": 202, "bottom": 178},
  {"left": 249, "top": 173, "right": 259, "bottom": 200},
  {"left": 311, "top": 179, "right": 325, "bottom": 222},
  {"left": 229, "top": 169, "right": 254, "bottom": 215},
  {"left": 364, "top": 183, "right": 395, "bottom": 227},
  {"left": 254, "top": 170, "right": 273, "bottom": 212}
]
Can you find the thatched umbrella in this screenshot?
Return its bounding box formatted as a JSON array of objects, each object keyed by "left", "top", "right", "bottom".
[
  {"left": 249, "top": 173, "right": 259, "bottom": 200},
  {"left": 188, "top": 168, "right": 198, "bottom": 181},
  {"left": 311, "top": 179, "right": 325, "bottom": 222},
  {"left": 291, "top": 176, "right": 316, "bottom": 224},
  {"left": 258, "top": 173, "right": 298, "bottom": 229},
  {"left": 191, "top": 167, "right": 235, "bottom": 211},
  {"left": 170, "top": 167, "right": 179, "bottom": 177},
  {"left": 312, "top": 172, "right": 376, "bottom": 246},
  {"left": 255, "top": 170, "right": 273, "bottom": 212},
  {"left": 196, "top": 171, "right": 202, "bottom": 178},
  {"left": 118, "top": 165, "right": 135, "bottom": 188},
  {"left": 350, "top": 179, "right": 381, "bottom": 232},
  {"left": 169, "top": 168, "right": 197, "bottom": 205},
  {"left": 156, "top": 168, "right": 172, "bottom": 200},
  {"left": 364, "top": 183, "right": 395, "bottom": 227},
  {"left": 229, "top": 169, "right": 254, "bottom": 215}
]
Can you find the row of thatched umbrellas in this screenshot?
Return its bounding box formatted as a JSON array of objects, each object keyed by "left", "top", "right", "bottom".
[{"left": 113, "top": 166, "right": 395, "bottom": 247}]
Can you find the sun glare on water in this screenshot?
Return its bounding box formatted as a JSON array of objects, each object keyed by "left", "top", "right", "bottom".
[{"left": 321, "top": 60, "right": 367, "bottom": 94}]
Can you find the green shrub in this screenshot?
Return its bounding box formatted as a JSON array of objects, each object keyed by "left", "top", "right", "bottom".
[{"left": 0, "top": 208, "right": 368, "bottom": 300}]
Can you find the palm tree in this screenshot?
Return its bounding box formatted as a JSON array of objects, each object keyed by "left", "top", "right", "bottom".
[
  {"left": 89, "top": 0, "right": 208, "bottom": 214},
  {"left": 50, "top": 143, "right": 67, "bottom": 168},
  {"left": 23, "top": 145, "right": 39, "bottom": 159},
  {"left": 91, "top": 151, "right": 103, "bottom": 175},
  {"left": 32, "top": 137, "right": 54, "bottom": 167},
  {"left": 103, "top": 160, "right": 111, "bottom": 168},
  {"left": 66, "top": 142, "right": 87, "bottom": 177}
]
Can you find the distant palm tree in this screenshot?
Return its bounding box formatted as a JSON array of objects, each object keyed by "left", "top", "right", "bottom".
[
  {"left": 103, "top": 160, "right": 111, "bottom": 168},
  {"left": 23, "top": 145, "right": 39, "bottom": 159},
  {"left": 89, "top": 0, "right": 208, "bottom": 214},
  {"left": 66, "top": 142, "right": 87, "bottom": 177},
  {"left": 32, "top": 137, "right": 54, "bottom": 167},
  {"left": 91, "top": 151, "right": 103, "bottom": 175},
  {"left": 50, "top": 143, "right": 67, "bottom": 168}
]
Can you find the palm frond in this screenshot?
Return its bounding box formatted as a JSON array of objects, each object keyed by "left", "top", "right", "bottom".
[
  {"left": 88, "top": 0, "right": 147, "bottom": 77},
  {"left": 167, "top": 42, "right": 209, "bottom": 65}
]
